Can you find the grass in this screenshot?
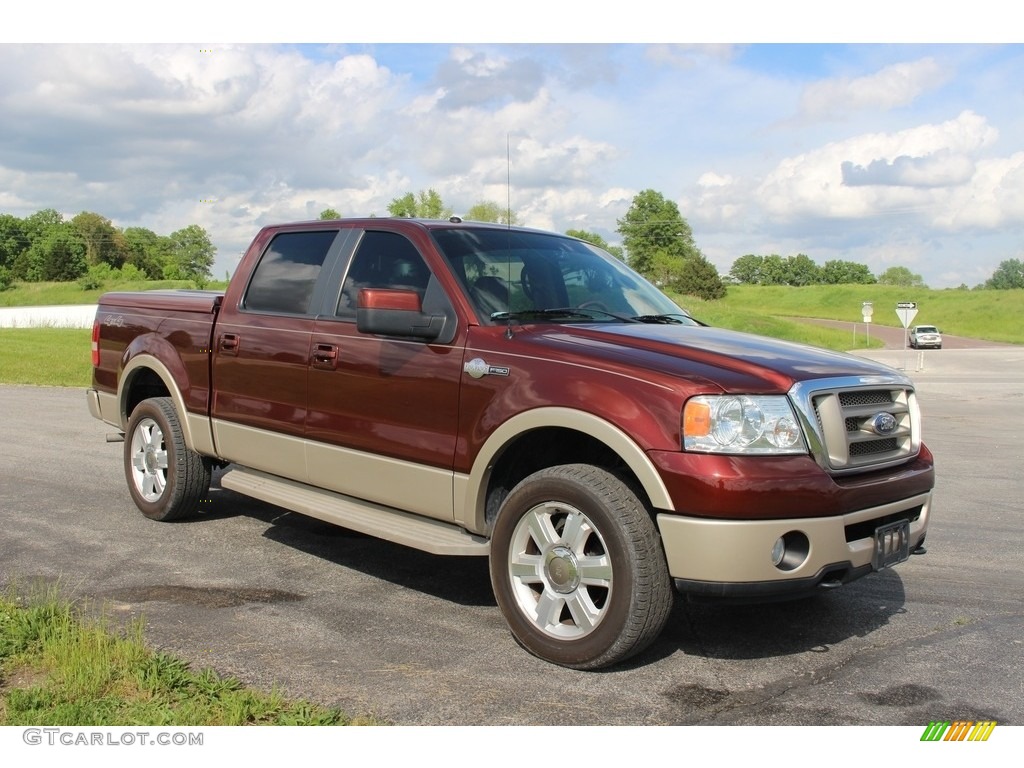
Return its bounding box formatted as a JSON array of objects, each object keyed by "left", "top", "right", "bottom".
[
  {"left": 0, "top": 279, "right": 229, "bottom": 307},
  {"left": 0, "top": 588, "right": 367, "bottom": 726},
  {"left": 1, "top": 283, "right": 1020, "bottom": 392},
  {"left": 0, "top": 328, "right": 92, "bottom": 387},
  {"left": 705, "top": 284, "right": 1024, "bottom": 344}
]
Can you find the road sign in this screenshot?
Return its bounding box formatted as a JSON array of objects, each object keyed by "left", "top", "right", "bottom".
[{"left": 896, "top": 304, "right": 918, "bottom": 328}]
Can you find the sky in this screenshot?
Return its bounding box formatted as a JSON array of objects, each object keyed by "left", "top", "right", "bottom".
[{"left": 2, "top": 3, "right": 1022, "bottom": 288}]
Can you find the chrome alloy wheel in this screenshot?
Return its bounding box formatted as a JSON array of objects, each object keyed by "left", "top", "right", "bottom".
[
  {"left": 506, "top": 502, "right": 613, "bottom": 639},
  {"left": 129, "top": 416, "right": 169, "bottom": 502}
]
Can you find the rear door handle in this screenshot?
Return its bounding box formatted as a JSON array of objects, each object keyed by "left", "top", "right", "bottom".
[{"left": 219, "top": 333, "right": 240, "bottom": 356}]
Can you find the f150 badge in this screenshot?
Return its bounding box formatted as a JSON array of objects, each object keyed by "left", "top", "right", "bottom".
[{"left": 464, "top": 357, "right": 510, "bottom": 379}]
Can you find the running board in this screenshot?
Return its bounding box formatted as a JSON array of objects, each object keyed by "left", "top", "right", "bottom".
[{"left": 220, "top": 467, "right": 489, "bottom": 557}]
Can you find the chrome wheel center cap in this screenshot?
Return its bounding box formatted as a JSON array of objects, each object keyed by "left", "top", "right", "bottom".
[
  {"left": 144, "top": 446, "right": 158, "bottom": 473},
  {"left": 545, "top": 546, "right": 580, "bottom": 594}
]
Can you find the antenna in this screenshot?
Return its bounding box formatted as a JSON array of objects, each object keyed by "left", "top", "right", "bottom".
[{"left": 505, "top": 133, "right": 514, "bottom": 338}]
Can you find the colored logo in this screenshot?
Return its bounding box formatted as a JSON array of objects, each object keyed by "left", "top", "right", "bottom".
[
  {"left": 920, "top": 720, "right": 997, "bottom": 741},
  {"left": 870, "top": 412, "right": 898, "bottom": 436}
]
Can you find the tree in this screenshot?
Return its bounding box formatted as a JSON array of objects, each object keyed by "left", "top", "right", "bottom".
[
  {"left": 9, "top": 212, "right": 87, "bottom": 282},
  {"left": 122, "top": 227, "right": 172, "bottom": 279},
  {"left": 71, "top": 211, "right": 128, "bottom": 268},
  {"left": 319, "top": 208, "right": 341, "bottom": 220},
  {"left": 0, "top": 214, "right": 27, "bottom": 272},
  {"left": 673, "top": 255, "right": 727, "bottom": 300},
  {"left": 566, "top": 229, "right": 624, "bottom": 260},
  {"left": 22, "top": 209, "right": 64, "bottom": 240},
  {"left": 985, "top": 258, "right": 1024, "bottom": 289},
  {"left": 165, "top": 224, "right": 215, "bottom": 285},
  {"left": 878, "top": 266, "right": 925, "bottom": 288},
  {"left": 465, "top": 200, "right": 518, "bottom": 225},
  {"left": 617, "top": 190, "right": 724, "bottom": 300},
  {"left": 616, "top": 190, "right": 701, "bottom": 276},
  {"left": 822, "top": 260, "right": 875, "bottom": 285},
  {"left": 729, "top": 254, "right": 764, "bottom": 284},
  {"left": 23, "top": 225, "right": 87, "bottom": 281},
  {"left": 387, "top": 189, "right": 451, "bottom": 219},
  {"left": 784, "top": 254, "right": 822, "bottom": 286},
  {"left": 759, "top": 254, "right": 788, "bottom": 285}
]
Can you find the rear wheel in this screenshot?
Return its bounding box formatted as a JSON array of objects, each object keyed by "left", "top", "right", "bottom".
[
  {"left": 489, "top": 464, "right": 672, "bottom": 669},
  {"left": 124, "top": 397, "right": 210, "bottom": 521}
]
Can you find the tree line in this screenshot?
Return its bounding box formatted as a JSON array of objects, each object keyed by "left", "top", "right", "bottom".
[
  {"left": 5, "top": 193, "right": 1021, "bottom": 297},
  {"left": 727, "top": 252, "right": 1024, "bottom": 290},
  {"left": 0, "top": 210, "right": 215, "bottom": 290}
]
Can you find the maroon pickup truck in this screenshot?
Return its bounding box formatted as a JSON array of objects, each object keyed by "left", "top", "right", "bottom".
[{"left": 88, "top": 217, "right": 934, "bottom": 669}]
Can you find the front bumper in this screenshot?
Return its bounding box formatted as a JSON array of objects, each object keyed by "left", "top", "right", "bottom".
[{"left": 657, "top": 490, "right": 931, "bottom": 600}]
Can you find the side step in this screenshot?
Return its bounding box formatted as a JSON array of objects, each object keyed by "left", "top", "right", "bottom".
[{"left": 220, "top": 467, "right": 489, "bottom": 557}]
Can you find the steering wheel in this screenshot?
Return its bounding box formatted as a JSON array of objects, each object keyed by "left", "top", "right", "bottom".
[{"left": 578, "top": 300, "right": 610, "bottom": 312}]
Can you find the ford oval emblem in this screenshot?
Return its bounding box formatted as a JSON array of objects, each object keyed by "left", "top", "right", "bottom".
[{"left": 870, "top": 412, "right": 898, "bottom": 435}]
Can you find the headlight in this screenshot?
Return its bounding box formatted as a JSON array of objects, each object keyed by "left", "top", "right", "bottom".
[{"left": 683, "top": 395, "right": 807, "bottom": 455}]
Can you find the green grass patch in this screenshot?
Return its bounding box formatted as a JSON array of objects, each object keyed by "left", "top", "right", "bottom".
[
  {"left": 0, "top": 328, "right": 92, "bottom": 387},
  {"left": 0, "top": 280, "right": 228, "bottom": 307},
  {"left": 713, "top": 284, "right": 1024, "bottom": 344},
  {"left": 1, "top": 284, "right": 1019, "bottom": 392},
  {"left": 0, "top": 589, "right": 369, "bottom": 726},
  {"left": 670, "top": 293, "right": 884, "bottom": 352}
]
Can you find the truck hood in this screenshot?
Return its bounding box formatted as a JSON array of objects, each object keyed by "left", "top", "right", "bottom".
[{"left": 524, "top": 323, "right": 908, "bottom": 393}]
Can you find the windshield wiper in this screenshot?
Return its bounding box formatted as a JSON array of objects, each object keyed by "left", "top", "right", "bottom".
[
  {"left": 631, "top": 313, "right": 705, "bottom": 326},
  {"left": 491, "top": 307, "right": 639, "bottom": 323}
]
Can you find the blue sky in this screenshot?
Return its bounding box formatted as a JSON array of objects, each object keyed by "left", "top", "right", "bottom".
[{"left": 2, "top": 3, "right": 1021, "bottom": 288}]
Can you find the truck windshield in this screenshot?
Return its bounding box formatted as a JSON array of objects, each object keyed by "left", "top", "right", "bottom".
[{"left": 431, "top": 228, "right": 686, "bottom": 323}]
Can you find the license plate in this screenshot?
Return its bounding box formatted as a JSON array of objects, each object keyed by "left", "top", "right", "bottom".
[{"left": 873, "top": 519, "right": 910, "bottom": 570}]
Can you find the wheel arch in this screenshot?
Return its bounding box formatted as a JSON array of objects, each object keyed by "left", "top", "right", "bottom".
[
  {"left": 456, "top": 407, "right": 674, "bottom": 535},
  {"left": 118, "top": 355, "right": 202, "bottom": 452}
]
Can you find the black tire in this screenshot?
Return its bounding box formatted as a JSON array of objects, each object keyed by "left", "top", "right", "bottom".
[
  {"left": 489, "top": 464, "right": 672, "bottom": 669},
  {"left": 124, "top": 397, "right": 211, "bottom": 521}
]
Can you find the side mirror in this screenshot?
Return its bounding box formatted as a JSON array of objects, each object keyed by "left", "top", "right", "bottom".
[{"left": 356, "top": 288, "right": 446, "bottom": 341}]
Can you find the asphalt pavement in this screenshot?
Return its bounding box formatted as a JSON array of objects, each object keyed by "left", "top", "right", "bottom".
[{"left": 1, "top": 345, "right": 1022, "bottom": 725}]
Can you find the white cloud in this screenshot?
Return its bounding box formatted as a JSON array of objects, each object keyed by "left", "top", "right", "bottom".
[
  {"left": 0, "top": 42, "right": 1022, "bottom": 288},
  {"left": 756, "top": 111, "right": 1003, "bottom": 223},
  {"left": 799, "top": 57, "right": 948, "bottom": 119}
]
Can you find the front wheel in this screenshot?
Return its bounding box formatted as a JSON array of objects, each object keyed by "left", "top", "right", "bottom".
[
  {"left": 489, "top": 464, "right": 672, "bottom": 669},
  {"left": 124, "top": 397, "right": 211, "bottom": 521}
]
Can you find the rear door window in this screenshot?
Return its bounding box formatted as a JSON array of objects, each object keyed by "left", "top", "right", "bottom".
[{"left": 244, "top": 230, "right": 338, "bottom": 315}]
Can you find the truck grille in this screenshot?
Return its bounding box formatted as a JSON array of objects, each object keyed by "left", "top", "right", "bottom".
[{"left": 789, "top": 378, "right": 921, "bottom": 475}]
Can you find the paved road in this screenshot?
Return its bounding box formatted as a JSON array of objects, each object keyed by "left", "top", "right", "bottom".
[
  {"left": 1, "top": 347, "right": 1022, "bottom": 726},
  {"left": 799, "top": 317, "right": 1015, "bottom": 350}
]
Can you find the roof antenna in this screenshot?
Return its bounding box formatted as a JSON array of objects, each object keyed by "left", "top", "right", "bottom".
[
  {"left": 505, "top": 133, "right": 514, "bottom": 339},
  {"left": 506, "top": 133, "right": 513, "bottom": 229}
]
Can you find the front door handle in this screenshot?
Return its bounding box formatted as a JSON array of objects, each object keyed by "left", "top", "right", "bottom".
[{"left": 311, "top": 342, "right": 339, "bottom": 370}]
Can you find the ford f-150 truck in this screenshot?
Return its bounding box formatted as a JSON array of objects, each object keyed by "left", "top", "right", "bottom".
[{"left": 88, "top": 217, "right": 933, "bottom": 669}]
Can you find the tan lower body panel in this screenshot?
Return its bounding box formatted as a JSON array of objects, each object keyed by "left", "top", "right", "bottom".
[
  {"left": 657, "top": 491, "right": 931, "bottom": 583},
  {"left": 220, "top": 467, "right": 488, "bottom": 556},
  {"left": 211, "top": 418, "right": 455, "bottom": 523}
]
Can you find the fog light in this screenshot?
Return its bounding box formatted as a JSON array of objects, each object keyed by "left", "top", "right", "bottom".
[
  {"left": 771, "top": 531, "right": 810, "bottom": 571},
  {"left": 771, "top": 537, "right": 786, "bottom": 567}
]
